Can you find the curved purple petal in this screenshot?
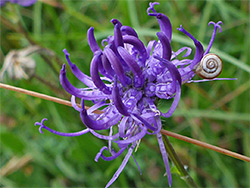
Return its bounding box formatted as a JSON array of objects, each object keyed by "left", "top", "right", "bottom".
[
  {"left": 87, "top": 27, "right": 101, "bottom": 54},
  {"left": 157, "top": 32, "right": 172, "bottom": 60},
  {"left": 112, "top": 21, "right": 124, "bottom": 48},
  {"left": 118, "top": 116, "right": 130, "bottom": 138},
  {"left": 112, "top": 77, "right": 130, "bottom": 116},
  {"left": 95, "top": 146, "right": 126, "bottom": 162},
  {"left": 35, "top": 118, "right": 90, "bottom": 136},
  {"left": 204, "top": 21, "right": 223, "bottom": 55},
  {"left": 59, "top": 64, "right": 109, "bottom": 99},
  {"left": 171, "top": 47, "right": 192, "bottom": 59},
  {"left": 90, "top": 52, "right": 112, "bottom": 95},
  {"left": 123, "top": 35, "right": 147, "bottom": 66},
  {"left": 131, "top": 113, "right": 157, "bottom": 131},
  {"left": 177, "top": 25, "right": 204, "bottom": 69},
  {"left": 147, "top": 2, "right": 172, "bottom": 42},
  {"left": 103, "top": 47, "right": 131, "bottom": 86},
  {"left": 80, "top": 100, "right": 121, "bottom": 130},
  {"left": 101, "top": 54, "right": 115, "bottom": 78},
  {"left": 71, "top": 95, "right": 81, "bottom": 112},
  {"left": 111, "top": 18, "right": 122, "bottom": 28},
  {"left": 121, "top": 25, "right": 138, "bottom": 38},
  {"left": 146, "top": 40, "right": 157, "bottom": 59},
  {"left": 160, "top": 83, "right": 181, "bottom": 118},
  {"left": 90, "top": 130, "right": 119, "bottom": 140},
  {"left": 187, "top": 77, "right": 237, "bottom": 83},
  {"left": 115, "top": 125, "right": 147, "bottom": 145},
  {"left": 117, "top": 46, "right": 142, "bottom": 77},
  {"left": 63, "top": 49, "right": 95, "bottom": 88}
]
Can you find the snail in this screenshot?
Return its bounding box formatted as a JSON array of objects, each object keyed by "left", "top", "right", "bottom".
[{"left": 195, "top": 53, "right": 223, "bottom": 79}]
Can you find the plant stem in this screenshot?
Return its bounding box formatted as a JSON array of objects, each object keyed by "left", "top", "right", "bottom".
[{"left": 162, "top": 134, "right": 198, "bottom": 188}]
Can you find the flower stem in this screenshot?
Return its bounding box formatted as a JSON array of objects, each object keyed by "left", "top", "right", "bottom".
[{"left": 162, "top": 134, "right": 198, "bottom": 188}]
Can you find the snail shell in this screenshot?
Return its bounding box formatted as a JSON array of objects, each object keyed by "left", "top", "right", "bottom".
[{"left": 195, "top": 53, "right": 223, "bottom": 79}]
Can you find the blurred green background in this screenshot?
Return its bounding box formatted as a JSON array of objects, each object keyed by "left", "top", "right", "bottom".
[{"left": 0, "top": 0, "right": 249, "bottom": 187}]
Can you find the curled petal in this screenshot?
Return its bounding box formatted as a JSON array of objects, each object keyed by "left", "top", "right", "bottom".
[
  {"left": 35, "top": 118, "right": 90, "bottom": 136},
  {"left": 118, "top": 116, "right": 130, "bottom": 138},
  {"left": 147, "top": 2, "right": 172, "bottom": 42},
  {"left": 147, "top": 116, "right": 162, "bottom": 135},
  {"left": 112, "top": 77, "right": 130, "bottom": 116},
  {"left": 63, "top": 49, "right": 95, "bottom": 88},
  {"left": 154, "top": 56, "right": 182, "bottom": 117},
  {"left": 101, "top": 54, "right": 115, "bottom": 78},
  {"left": 112, "top": 21, "right": 124, "bottom": 48},
  {"left": 131, "top": 113, "right": 157, "bottom": 131},
  {"left": 90, "top": 52, "right": 112, "bottom": 94},
  {"left": 171, "top": 47, "right": 192, "bottom": 59},
  {"left": 177, "top": 25, "right": 204, "bottom": 69},
  {"left": 154, "top": 56, "right": 181, "bottom": 85},
  {"left": 71, "top": 95, "right": 81, "bottom": 112},
  {"left": 103, "top": 47, "right": 131, "bottom": 86},
  {"left": 117, "top": 46, "right": 142, "bottom": 77},
  {"left": 115, "top": 125, "right": 147, "bottom": 145},
  {"left": 80, "top": 100, "right": 121, "bottom": 130},
  {"left": 205, "top": 21, "right": 223, "bottom": 55},
  {"left": 187, "top": 77, "right": 237, "bottom": 83},
  {"left": 123, "top": 35, "right": 147, "bottom": 66},
  {"left": 87, "top": 27, "right": 101, "bottom": 53},
  {"left": 95, "top": 146, "right": 126, "bottom": 162},
  {"left": 111, "top": 18, "right": 122, "bottom": 28},
  {"left": 160, "top": 83, "right": 181, "bottom": 118},
  {"left": 87, "top": 100, "right": 107, "bottom": 114},
  {"left": 90, "top": 130, "right": 119, "bottom": 140},
  {"left": 147, "top": 2, "right": 160, "bottom": 14},
  {"left": 157, "top": 32, "right": 171, "bottom": 60},
  {"left": 143, "top": 97, "right": 160, "bottom": 115},
  {"left": 60, "top": 64, "right": 109, "bottom": 99},
  {"left": 146, "top": 40, "right": 157, "bottom": 59},
  {"left": 121, "top": 25, "right": 138, "bottom": 38}
]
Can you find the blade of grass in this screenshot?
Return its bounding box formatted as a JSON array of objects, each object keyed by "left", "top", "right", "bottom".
[
  {"left": 173, "top": 109, "right": 250, "bottom": 122},
  {"left": 127, "top": 0, "right": 140, "bottom": 28},
  {"left": 198, "top": 1, "right": 213, "bottom": 41},
  {"left": 33, "top": 1, "right": 42, "bottom": 39}
]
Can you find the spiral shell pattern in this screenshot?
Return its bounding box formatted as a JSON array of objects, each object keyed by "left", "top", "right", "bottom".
[{"left": 196, "top": 53, "right": 223, "bottom": 79}]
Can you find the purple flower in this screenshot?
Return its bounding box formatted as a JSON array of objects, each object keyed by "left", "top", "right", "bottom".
[
  {"left": 35, "top": 2, "right": 231, "bottom": 187},
  {"left": 0, "top": 0, "right": 37, "bottom": 7}
]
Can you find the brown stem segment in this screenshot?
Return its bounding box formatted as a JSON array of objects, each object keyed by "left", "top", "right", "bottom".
[{"left": 160, "top": 129, "right": 250, "bottom": 163}]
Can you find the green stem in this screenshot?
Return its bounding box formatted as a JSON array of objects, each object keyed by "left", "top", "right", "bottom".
[{"left": 162, "top": 134, "right": 198, "bottom": 188}]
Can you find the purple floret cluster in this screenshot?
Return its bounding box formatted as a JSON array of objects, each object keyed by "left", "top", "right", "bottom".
[
  {"left": 35, "top": 2, "right": 226, "bottom": 187},
  {"left": 0, "top": 0, "right": 37, "bottom": 7}
]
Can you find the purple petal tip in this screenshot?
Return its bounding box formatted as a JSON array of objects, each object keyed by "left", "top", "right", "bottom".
[{"left": 63, "top": 49, "right": 69, "bottom": 56}]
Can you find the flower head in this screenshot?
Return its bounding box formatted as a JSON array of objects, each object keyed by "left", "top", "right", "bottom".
[
  {"left": 35, "top": 2, "right": 230, "bottom": 187},
  {"left": 0, "top": 0, "right": 37, "bottom": 7}
]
